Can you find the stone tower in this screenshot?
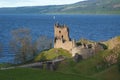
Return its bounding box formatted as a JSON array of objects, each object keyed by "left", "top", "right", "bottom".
[{"left": 54, "top": 23, "right": 75, "bottom": 51}]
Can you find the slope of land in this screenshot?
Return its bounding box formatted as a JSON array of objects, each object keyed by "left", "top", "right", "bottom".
[
  {"left": 0, "top": 0, "right": 120, "bottom": 14},
  {"left": 0, "top": 52, "right": 119, "bottom": 80},
  {"left": 34, "top": 48, "right": 72, "bottom": 61},
  {"left": 0, "top": 36, "right": 120, "bottom": 80},
  {"left": 34, "top": 36, "right": 120, "bottom": 80},
  {"left": 93, "top": 65, "right": 120, "bottom": 80}
]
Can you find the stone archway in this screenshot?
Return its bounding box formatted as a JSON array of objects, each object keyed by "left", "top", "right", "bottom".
[{"left": 73, "top": 53, "right": 83, "bottom": 62}]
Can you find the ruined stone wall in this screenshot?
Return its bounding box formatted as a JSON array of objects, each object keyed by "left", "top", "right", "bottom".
[
  {"left": 54, "top": 24, "right": 70, "bottom": 41},
  {"left": 54, "top": 40, "right": 75, "bottom": 51},
  {"left": 71, "top": 42, "right": 104, "bottom": 58},
  {"left": 71, "top": 47, "right": 94, "bottom": 58},
  {"left": 54, "top": 23, "right": 75, "bottom": 52},
  {"left": 54, "top": 23, "right": 104, "bottom": 58}
]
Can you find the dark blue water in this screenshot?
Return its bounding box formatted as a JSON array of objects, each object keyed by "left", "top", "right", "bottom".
[{"left": 0, "top": 14, "right": 120, "bottom": 63}]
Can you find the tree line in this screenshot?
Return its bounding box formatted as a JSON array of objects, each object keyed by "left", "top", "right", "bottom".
[{"left": 0, "top": 28, "right": 52, "bottom": 64}]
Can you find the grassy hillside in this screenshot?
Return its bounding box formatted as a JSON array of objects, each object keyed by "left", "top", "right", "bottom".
[
  {"left": 0, "top": 65, "right": 119, "bottom": 80},
  {"left": 34, "top": 48, "right": 72, "bottom": 61},
  {"left": 93, "top": 65, "right": 120, "bottom": 80},
  {"left": 1, "top": 36, "right": 120, "bottom": 80},
  {"left": 103, "top": 36, "right": 120, "bottom": 49},
  {"left": 57, "top": 51, "right": 105, "bottom": 75},
  {"left": 33, "top": 36, "right": 120, "bottom": 80},
  {"left": 63, "top": 0, "right": 120, "bottom": 14},
  {"left": 0, "top": 50, "right": 120, "bottom": 80},
  {"left": 56, "top": 50, "right": 120, "bottom": 80},
  {"left": 0, "top": 68, "right": 95, "bottom": 80},
  {"left": 0, "top": 0, "right": 120, "bottom": 14}
]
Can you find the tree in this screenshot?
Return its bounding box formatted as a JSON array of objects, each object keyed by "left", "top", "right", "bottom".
[
  {"left": 10, "top": 28, "right": 36, "bottom": 63},
  {"left": 35, "top": 36, "right": 53, "bottom": 52}
]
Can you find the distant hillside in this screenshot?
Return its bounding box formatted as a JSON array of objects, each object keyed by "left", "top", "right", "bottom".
[{"left": 0, "top": 0, "right": 120, "bottom": 14}]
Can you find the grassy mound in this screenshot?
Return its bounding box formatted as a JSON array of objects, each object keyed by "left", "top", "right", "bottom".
[
  {"left": 34, "top": 48, "right": 72, "bottom": 61},
  {"left": 57, "top": 51, "right": 105, "bottom": 75},
  {"left": 93, "top": 65, "right": 120, "bottom": 80},
  {"left": 0, "top": 48, "right": 120, "bottom": 80},
  {"left": 56, "top": 49, "right": 120, "bottom": 80},
  {"left": 1, "top": 36, "right": 120, "bottom": 80},
  {"left": 103, "top": 36, "right": 120, "bottom": 49},
  {"left": 0, "top": 68, "right": 95, "bottom": 80}
]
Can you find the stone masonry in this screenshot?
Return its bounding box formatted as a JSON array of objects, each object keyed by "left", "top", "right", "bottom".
[
  {"left": 54, "top": 23, "right": 75, "bottom": 52},
  {"left": 54, "top": 23, "right": 104, "bottom": 58}
]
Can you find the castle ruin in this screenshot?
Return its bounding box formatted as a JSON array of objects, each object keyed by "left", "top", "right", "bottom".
[
  {"left": 54, "top": 23, "right": 104, "bottom": 58},
  {"left": 54, "top": 23, "right": 75, "bottom": 51}
]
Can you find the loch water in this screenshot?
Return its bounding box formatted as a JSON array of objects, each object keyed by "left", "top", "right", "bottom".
[{"left": 0, "top": 14, "right": 120, "bottom": 63}]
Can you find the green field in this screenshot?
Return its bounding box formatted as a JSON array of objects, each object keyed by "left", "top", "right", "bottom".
[
  {"left": 56, "top": 54, "right": 120, "bottom": 80},
  {"left": 0, "top": 50, "right": 120, "bottom": 80},
  {"left": 93, "top": 65, "right": 120, "bottom": 80},
  {"left": 0, "top": 63, "right": 119, "bottom": 80},
  {"left": 0, "top": 68, "right": 95, "bottom": 80}
]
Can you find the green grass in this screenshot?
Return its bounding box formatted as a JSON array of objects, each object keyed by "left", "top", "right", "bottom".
[
  {"left": 57, "top": 51, "right": 105, "bottom": 75},
  {"left": 93, "top": 65, "right": 120, "bottom": 80},
  {"left": 0, "top": 68, "right": 95, "bottom": 80},
  {"left": 0, "top": 49, "right": 120, "bottom": 80},
  {"left": 34, "top": 48, "right": 72, "bottom": 61},
  {"left": 56, "top": 50, "right": 120, "bottom": 80}
]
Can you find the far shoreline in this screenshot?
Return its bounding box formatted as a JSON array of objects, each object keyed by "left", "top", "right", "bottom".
[{"left": 0, "top": 13, "right": 120, "bottom": 16}]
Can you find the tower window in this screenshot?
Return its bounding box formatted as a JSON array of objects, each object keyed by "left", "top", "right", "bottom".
[
  {"left": 62, "top": 35, "right": 63, "bottom": 38},
  {"left": 59, "top": 31, "right": 61, "bottom": 33}
]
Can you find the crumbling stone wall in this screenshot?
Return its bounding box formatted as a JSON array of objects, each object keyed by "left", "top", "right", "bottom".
[
  {"left": 71, "top": 42, "right": 104, "bottom": 58},
  {"left": 54, "top": 23, "right": 104, "bottom": 58},
  {"left": 54, "top": 23, "right": 75, "bottom": 51}
]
